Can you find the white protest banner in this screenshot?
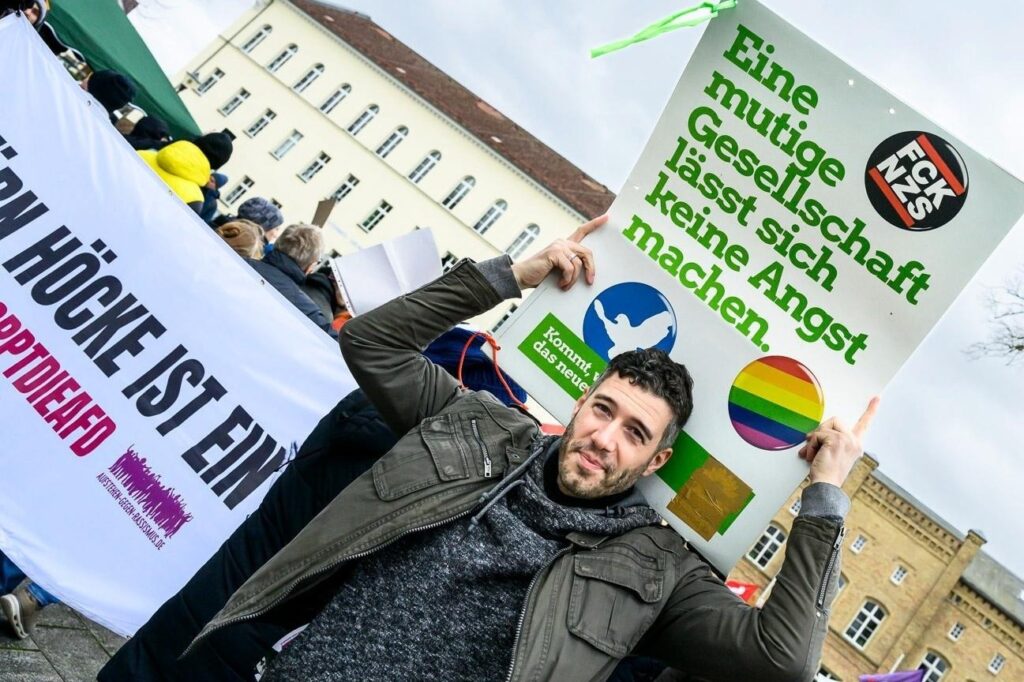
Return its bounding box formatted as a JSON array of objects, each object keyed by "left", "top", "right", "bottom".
[
  {"left": 0, "top": 16, "right": 353, "bottom": 635},
  {"left": 496, "top": 0, "right": 1024, "bottom": 573}
]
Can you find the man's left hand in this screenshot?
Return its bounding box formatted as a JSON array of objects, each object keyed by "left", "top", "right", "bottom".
[{"left": 799, "top": 397, "right": 880, "bottom": 487}]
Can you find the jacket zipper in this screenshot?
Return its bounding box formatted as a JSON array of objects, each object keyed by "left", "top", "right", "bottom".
[
  {"left": 184, "top": 507, "right": 474, "bottom": 657},
  {"left": 505, "top": 546, "right": 571, "bottom": 682},
  {"left": 816, "top": 526, "right": 846, "bottom": 609},
  {"left": 471, "top": 418, "right": 493, "bottom": 477}
]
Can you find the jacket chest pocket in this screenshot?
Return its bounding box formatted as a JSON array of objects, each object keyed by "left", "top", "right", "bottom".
[
  {"left": 373, "top": 415, "right": 470, "bottom": 500},
  {"left": 567, "top": 551, "right": 664, "bottom": 657}
]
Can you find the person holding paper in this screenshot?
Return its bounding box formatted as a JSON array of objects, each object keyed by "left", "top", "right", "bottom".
[{"left": 190, "top": 216, "right": 877, "bottom": 682}]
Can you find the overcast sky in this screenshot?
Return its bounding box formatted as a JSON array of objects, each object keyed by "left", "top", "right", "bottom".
[{"left": 319, "top": 0, "right": 1024, "bottom": 576}]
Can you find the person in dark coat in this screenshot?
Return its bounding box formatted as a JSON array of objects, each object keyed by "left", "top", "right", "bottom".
[
  {"left": 248, "top": 223, "right": 334, "bottom": 336},
  {"left": 301, "top": 264, "right": 344, "bottom": 325},
  {"left": 200, "top": 172, "right": 228, "bottom": 224},
  {"left": 98, "top": 331, "right": 530, "bottom": 682},
  {"left": 123, "top": 115, "right": 171, "bottom": 151},
  {"left": 80, "top": 69, "right": 136, "bottom": 123}
]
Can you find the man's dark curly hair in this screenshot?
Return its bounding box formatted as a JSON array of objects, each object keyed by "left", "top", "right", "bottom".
[{"left": 592, "top": 348, "right": 694, "bottom": 450}]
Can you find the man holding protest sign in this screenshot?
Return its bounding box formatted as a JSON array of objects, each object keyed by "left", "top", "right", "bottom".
[{"left": 186, "top": 216, "right": 876, "bottom": 681}]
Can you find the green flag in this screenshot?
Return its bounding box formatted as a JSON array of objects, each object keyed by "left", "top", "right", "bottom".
[{"left": 47, "top": 0, "right": 201, "bottom": 140}]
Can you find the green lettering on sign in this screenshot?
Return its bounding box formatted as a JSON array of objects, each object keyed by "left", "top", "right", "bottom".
[{"left": 519, "top": 313, "right": 607, "bottom": 400}]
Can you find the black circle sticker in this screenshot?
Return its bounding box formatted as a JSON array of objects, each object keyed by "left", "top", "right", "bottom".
[{"left": 864, "top": 131, "right": 969, "bottom": 231}]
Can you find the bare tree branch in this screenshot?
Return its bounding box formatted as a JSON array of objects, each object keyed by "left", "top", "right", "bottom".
[{"left": 967, "top": 272, "right": 1024, "bottom": 364}]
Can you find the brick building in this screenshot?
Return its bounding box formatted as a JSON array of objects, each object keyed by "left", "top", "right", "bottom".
[{"left": 730, "top": 455, "right": 1022, "bottom": 681}]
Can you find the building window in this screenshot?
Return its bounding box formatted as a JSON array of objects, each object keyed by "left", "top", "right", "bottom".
[
  {"left": 890, "top": 565, "right": 908, "bottom": 586},
  {"left": 375, "top": 126, "right": 409, "bottom": 158},
  {"left": 298, "top": 152, "right": 331, "bottom": 182},
  {"left": 241, "top": 24, "right": 272, "bottom": 53},
  {"left": 505, "top": 224, "right": 540, "bottom": 259},
  {"left": 347, "top": 104, "right": 379, "bottom": 135},
  {"left": 947, "top": 622, "right": 965, "bottom": 641},
  {"left": 850, "top": 534, "right": 868, "bottom": 554},
  {"left": 492, "top": 304, "right": 518, "bottom": 333},
  {"left": 271, "top": 130, "right": 303, "bottom": 159},
  {"left": 266, "top": 44, "right": 298, "bottom": 73},
  {"left": 442, "top": 176, "right": 475, "bottom": 209},
  {"left": 789, "top": 498, "right": 802, "bottom": 515},
  {"left": 918, "top": 652, "right": 949, "bottom": 682},
  {"left": 320, "top": 84, "right": 351, "bottom": 114},
  {"left": 837, "top": 574, "right": 848, "bottom": 593},
  {"left": 292, "top": 64, "right": 324, "bottom": 93},
  {"left": 224, "top": 176, "right": 254, "bottom": 206},
  {"left": 473, "top": 199, "right": 507, "bottom": 234},
  {"left": 332, "top": 174, "right": 360, "bottom": 201},
  {"left": 747, "top": 524, "right": 786, "bottom": 568},
  {"left": 196, "top": 68, "right": 225, "bottom": 95},
  {"left": 218, "top": 88, "right": 250, "bottom": 116},
  {"left": 244, "top": 109, "right": 276, "bottom": 137},
  {"left": 360, "top": 200, "right": 392, "bottom": 232},
  {"left": 440, "top": 251, "right": 459, "bottom": 273},
  {"left": 408, "top": 151, "right": 441, "bottom": 183},
  {"left": 988, "top": 653, "right": 1006, "bottom": 674},
  {"left": 844, "top": 600, "right": 886, "bottom": 649}
]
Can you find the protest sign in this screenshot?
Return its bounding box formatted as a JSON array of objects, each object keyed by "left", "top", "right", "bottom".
[
  {"left": 0, "top": 16, "right": 353, "bottom": 635},
  {"left": 330, "top": 228, "right": 441, "bottom": 315},
  {"left": 496, "top": 0, "right": 1024, "bottom": 572}
]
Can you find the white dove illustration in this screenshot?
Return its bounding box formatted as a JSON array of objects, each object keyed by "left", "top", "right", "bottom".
[{"left": 593, "top": 299, "right": 674, "bottom": 359}]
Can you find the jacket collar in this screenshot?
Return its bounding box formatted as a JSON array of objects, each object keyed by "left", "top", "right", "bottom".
[{"left": 263, "top": 248, "right": 307, "bottom": 285}]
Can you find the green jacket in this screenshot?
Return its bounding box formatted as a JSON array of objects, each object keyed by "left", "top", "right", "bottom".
[{"left": 192, "top": 259, "right": 845, "bottom": 682}]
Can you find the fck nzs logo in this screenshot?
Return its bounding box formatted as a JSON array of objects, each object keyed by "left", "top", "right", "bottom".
[{"left": 864, "top": 131, "right": 969, "bottom": 231}]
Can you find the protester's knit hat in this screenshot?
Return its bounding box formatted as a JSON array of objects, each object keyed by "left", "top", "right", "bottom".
[
  {"left": 131, "top": 116, "right": 170, "bottom": 141},
  {"left": 238, "top": 197, "right": 284, "bottom": 232},
  {"left": 424, "top": 326, "right": 527, "bottom": 407},
  {"left": 192, "top": 132, "right": 233, "bottom": 170},
  {"left": 87, "top": 69, "right": 136, "bottom": 113}
]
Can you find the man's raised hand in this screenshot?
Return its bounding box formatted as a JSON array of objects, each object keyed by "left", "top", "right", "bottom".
[
  {"left": 511, "top": 215, "right": 607, "bottom": 290},
  {"left": 799, "top": 397, "right": 880, "bottom": 488}
]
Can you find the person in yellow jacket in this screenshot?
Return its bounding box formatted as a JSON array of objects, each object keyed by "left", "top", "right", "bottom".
[{"left": 138, "top": 141, "right": 212, "bottom": 214}]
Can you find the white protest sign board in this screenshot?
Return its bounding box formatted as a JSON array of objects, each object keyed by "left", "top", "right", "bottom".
[
  {"left": 0, "top": 16, "right": 353, "bottom": 635},
  {"left": 330, "top": 228, "right": 441, "bottom": 316},
  {"left": 497, "top": 0, "right": 1024, "bottom": 573}
]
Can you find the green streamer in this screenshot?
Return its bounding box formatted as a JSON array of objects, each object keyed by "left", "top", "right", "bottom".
[{"left": 590, "top": 0, "right": 738, "bottom": 58}]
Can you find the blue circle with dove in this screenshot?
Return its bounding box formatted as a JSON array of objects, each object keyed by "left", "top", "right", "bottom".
[{"left": 582, "top": 283, "right": 677, "bottom": 362}]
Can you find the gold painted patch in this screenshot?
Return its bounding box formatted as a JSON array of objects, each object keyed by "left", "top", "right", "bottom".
[{"left": 667, "top": 456, "right": 753, "bottom": 541}]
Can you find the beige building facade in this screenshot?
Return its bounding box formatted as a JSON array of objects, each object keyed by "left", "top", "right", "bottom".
[
  {"left": 174, "top": 0, "right": 614, "bottom": 328},
  {"left": 730, "top": 455, "right": 1023, "bottom": 682}
]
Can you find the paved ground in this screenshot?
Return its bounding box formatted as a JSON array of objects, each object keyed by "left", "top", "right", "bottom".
[{"left": 0, "top": 603, "right": 124, "bottom": 681}]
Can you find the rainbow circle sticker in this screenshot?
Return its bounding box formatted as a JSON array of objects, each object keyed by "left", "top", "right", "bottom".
[{"left": 728, "top": 356, "right": 825, "bottom": 451}]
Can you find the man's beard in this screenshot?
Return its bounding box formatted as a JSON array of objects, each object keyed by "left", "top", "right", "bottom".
[{"left": 556, "top": 419, "right": 652, "bottom": 499}]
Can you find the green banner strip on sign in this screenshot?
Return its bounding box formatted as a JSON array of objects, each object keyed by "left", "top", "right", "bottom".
[
  {"left": 657, "top": 431, "right": 711, "bottom": 490},
  {"left": 519, "top": 313, "right": 607, "bottom": 400},
  {"left": 590, "top": 1, "right": 738, "bottom": 58}
]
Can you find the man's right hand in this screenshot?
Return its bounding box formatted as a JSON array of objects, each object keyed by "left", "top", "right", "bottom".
[{"left": 511, "top": 215, "right": 607, "bottom": 291}]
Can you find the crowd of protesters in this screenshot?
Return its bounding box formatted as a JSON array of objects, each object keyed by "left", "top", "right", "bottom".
[{"left": 1, "top": 0, "right": 352, "bottom": 643}]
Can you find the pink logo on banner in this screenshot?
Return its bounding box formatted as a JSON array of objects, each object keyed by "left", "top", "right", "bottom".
[{"left": 109, "top": 448, "right": 193, "bottom": 539}]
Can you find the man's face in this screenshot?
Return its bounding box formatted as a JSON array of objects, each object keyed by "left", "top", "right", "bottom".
[{"left": 557, "top": 373, "right": 675, "bottom": 499}]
